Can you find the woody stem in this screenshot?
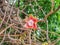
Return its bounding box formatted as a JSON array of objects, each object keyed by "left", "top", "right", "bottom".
[{"left": 29, "top": 29, "right": 32, "bottom": 45}]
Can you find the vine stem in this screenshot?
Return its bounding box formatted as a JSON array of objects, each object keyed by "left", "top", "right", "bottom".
[
  {"left": 46, "top": 20, "right": 49, "bottom": 42},
  {"left": 29, "top": 30, "right": 32, "bottom": 45},
  {"left": 0, "top": 23, "right": 14, "bottom": 35}
]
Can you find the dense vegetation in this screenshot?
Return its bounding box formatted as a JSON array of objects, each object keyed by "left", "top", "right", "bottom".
[{"left": 0, "top": 0, "right": 60, "bottom": 45}]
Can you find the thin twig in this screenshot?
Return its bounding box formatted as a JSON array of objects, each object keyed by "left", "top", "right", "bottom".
[
  {"left": 51, "top": 0, "right": 54, "bottom": 12},
  {"left": 0, "top": 31, "right": 6, "bottom": 45},
  {"left": 0, "top": 23, "right": 14, "bottom": 35},
  {"left": 44, "top": 5, "right": 60, "bottom": 20},
  {"left": 46, "top": 20, "right": 49, "bottom": 42},
  {"left": 0, "top": 7, "right": 7, "bottom": 28}
]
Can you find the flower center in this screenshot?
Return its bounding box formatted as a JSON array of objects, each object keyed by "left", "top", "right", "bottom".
[{"left": 28, "top": 20, "right": 34, "bottom": 26}]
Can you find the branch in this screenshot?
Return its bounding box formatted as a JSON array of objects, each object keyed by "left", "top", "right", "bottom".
[
  {"left": 0, "top": 23, "right": 14, "bottom": 35},
  {"left": 0, "top": 31, "right": 6, "bottom": 45},
  {"left": 51, "top": 0, "right": 54, "bottom": 12},
  {"left": 44, "top": 5, "right": 60, "bottom": 20},
  {"left": 52, "top": 38, "right": 60, "bottom": 45},
  {"left": 46, "top": 20, "right": 49, "bottom": 42},
  {"left": 0, "top": 8, "right": 7, "bottom": 28}
]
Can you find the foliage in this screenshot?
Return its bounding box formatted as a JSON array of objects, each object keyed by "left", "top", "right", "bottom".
[
  {"left": 0, "top": 0, "right": 60, "bottom": 45},
  {"left": 15, "top": 0, "right": 60, "bottom": 45}
]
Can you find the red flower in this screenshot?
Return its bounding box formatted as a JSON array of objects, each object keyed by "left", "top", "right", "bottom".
[{"left": 24, "top": 14, "right": 38, "bottom": 30}]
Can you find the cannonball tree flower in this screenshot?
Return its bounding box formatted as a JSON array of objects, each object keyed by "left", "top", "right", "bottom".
[{"left": 24, "top": 14, "right": 38, "bottom": 30}]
